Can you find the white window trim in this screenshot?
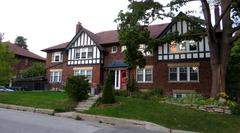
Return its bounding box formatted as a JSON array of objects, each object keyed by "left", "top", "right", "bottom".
[
  {"left": 121, "top": 46, "right": 127, "bottom": 52},
  {"left": 111, "top": 46, "right": 117, "bottom": 53},
  {"left": 74, "top": 47, "right": 94, "bottom": 60},
  {"left": 168, "top": 66, "right": 199, "bottom": 83},
  {"left": 136, "top": 66, "right": 153, "bottom": 83},
  {"left": 50, "top": 69, "right": 62, "bottom": 83},
  {"left": 73, "top": 67, "right": 93, "bottom": 82},
  {"left": 52, "top": 52, "right": 63, "bottom": 63}
]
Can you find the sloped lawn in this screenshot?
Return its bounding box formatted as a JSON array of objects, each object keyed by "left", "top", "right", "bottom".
[
  {"left": 0, "top": 91, "right": 76, "bottom": 112},
  {"left": 85, "top": 96, "right": 240, "bottom": 133}
]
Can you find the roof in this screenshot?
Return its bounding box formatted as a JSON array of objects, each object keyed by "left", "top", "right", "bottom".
[
  {"left": 4, "top": 42, "right": 45, "bottom": 61},
  {"left": 42, "top": 23, "right": 169, "bottom": 51},
  {"left": 105, "top": 60, "right": 128, "bottom": 68}
]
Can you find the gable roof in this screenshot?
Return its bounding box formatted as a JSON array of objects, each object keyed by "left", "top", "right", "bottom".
[
  {"left": 4, "top": 42, "right": 45, "bottom": 61},
  {"left": 42, "top": 23, "right": 169, "bottom": 51}
]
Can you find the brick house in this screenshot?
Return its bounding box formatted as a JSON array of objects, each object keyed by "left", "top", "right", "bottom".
[
  {"left": 4, "top": 42, "right": 46, "bottom": 78},
  {"left": 42, "top": 14, "right": 212, "bottom": 97}
]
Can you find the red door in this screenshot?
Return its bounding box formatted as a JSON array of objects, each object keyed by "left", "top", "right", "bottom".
[{"left": 120, "top": 70, "right": 127, "bottom": 89}]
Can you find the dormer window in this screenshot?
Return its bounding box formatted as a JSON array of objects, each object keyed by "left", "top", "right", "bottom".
[
  {"left": 111, "top": 46, "right": 117, "bottom": 53},
  {"left": 52, "top": 52, "right": 63, "bottom": 62}
]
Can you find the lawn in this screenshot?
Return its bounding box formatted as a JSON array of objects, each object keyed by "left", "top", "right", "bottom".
[
  {"left": 0, "top": 91, "right": 76, "bottom": 112},
  {"left": 85, "top": 96, "right": 240, "bottom": 133}
]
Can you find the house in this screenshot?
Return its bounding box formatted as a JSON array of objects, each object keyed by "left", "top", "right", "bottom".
[
  {"left": 3, "top": 42, "right": 46, "bottom": 79},
  {"left": 42, "top": 14, "right": 212, "bottom": 97}
]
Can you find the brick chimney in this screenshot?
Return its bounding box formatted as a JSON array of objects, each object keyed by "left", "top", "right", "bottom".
[{"left": 76, "top": 22, "right": 82, "bottom": 34}]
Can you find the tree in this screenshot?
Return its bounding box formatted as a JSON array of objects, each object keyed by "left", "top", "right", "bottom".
[
  {"left": 15, "top": 36, "right": 28, "bottom": 49},
  {"left": 115, "top": 0, "right": 240, "bottom": 98},
  {"left": 21, "top": 62, "right": 45, "bottom": 78},
  {"left": 0, "top": 42, "right": 17, "bottom": 85},
  {"left": 0, "top": 32, "right": 4, "bottom": 43},
  {"left": 102, "top": 73, "right": 115, "bottom": 104}
]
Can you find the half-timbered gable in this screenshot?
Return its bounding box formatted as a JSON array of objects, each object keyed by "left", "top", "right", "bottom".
[
  {"left": 66, "top": 29, "right": 103, "bottom": 65},
  {"left": 158, "top": 15, "right": 210, "bottom": 61}
]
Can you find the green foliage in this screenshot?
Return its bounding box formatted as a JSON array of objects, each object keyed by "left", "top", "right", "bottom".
[
  {"left": 115, "top": 90, "right": 128, "bottom": 97},
  {"left": 230, "top": 104, "right": 240, "bottom": 115},
  {"left": 227, "top": 39, "right": 240, "bottom": 100},
  {"left": 127, "top": 78, "right": 138, "bottom": 92},
  {"left": 15, "top": 36, "right": 28, "bottom": 49},
  {"left": 102, "top": 73, "right": 115, "bottom": 104},
  {"left": 0, "top": 43, "right": 17, "bottom": 85},
  {"left": 64, "top": 76, "right": 89, "bottom": 102},
  {"left": 21, "top": 62, "right": 45, "bottom": 78}
]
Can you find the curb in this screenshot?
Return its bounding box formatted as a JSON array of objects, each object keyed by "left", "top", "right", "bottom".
[
  {"left": 55, "top": 112, "right": 198, "bottom": 133},
  {"left": 0, "top": 103, "right": 54, "bottom": 115},
  {"left": 0, "top": 103, "right": 198, "bottom": 133}
]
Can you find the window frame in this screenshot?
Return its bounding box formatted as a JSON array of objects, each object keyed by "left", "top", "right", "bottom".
[
  {"left": 168, "top": 66, "right": 199, "bottom": 83},
  {"left": 73, "top": 68, "right": 93, "bottom": 82},
  {"left": 52, "top": 52, "right": 63, "bottom": 63},
  {"left": 136, "top": 66, "right": 153, "bottom": 83},
  {"left": 111, "top": 46, "right": 117, "bottom": 53},
  {"left": 169, "top": 40, "right": 198, "bottom": 54},
  {"left": 50, "top": 70, "right": 62, "bottom": 83}
]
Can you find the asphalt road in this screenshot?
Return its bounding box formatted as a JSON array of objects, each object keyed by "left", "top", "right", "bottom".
[{"left": 0, "top": 108, "right": 160, "bottom": 133}]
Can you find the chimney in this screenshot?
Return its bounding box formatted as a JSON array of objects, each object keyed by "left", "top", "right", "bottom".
[
  {"left": 76, "top": 22, "right": 82, "bottom": 34},
  {"left": 214, "top": 5, "right": 220, "bottom": 31}
]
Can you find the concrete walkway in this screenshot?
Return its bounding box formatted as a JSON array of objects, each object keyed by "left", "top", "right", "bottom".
[{"left": 75, "top": 95, "right": 100, "bottom": 112}]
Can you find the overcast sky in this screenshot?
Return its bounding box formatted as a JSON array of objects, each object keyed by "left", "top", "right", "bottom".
[{"left": 0, "top": 0, "right": 202, "bottom": 58}]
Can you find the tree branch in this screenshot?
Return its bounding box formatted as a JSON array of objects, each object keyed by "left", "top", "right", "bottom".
[{"left": 213, "top": 1, "right": 232, "bottom": 31}]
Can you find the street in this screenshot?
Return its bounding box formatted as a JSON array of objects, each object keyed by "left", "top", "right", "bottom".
[{"left": 0, "top": 108, "right": 160, "bottom": 133}]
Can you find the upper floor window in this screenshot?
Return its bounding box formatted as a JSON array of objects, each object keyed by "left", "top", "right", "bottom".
[
  {"left": 50, "top": 70, "right": 62, "bottom": 83},
  {"left": 169, "top": 66, "right": 199, "bottom": 82},
  {"left": 139, "top": 44, "right": 153, "bottom": 56},
  {"left": 121, "top": 46, "right": 127, "bottom": 52},
  {"left": 111, "top": 46, "right": 117, "bottom": 53},
  {"left": 74, "top": 67, "right": 93, "bottom": 82},
  {"left": 75, "top": 47, "right": 93, "bottom": 59},
  {"left": 136, "top": 66, "right": 153, "bottom": 83},
  {"left": 52, "top": 52, "right": 63, "bottom": 62},
  {"left": 169, "top": 40, "right": 197, "bottom": 53}
]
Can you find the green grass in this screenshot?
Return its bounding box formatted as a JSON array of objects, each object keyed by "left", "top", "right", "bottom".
[
  {"left": 85, "top": 96, "right": 240, "bottom": 133},
  {"left": 0, "top": 91, "right": 76, "bottom": 112}
]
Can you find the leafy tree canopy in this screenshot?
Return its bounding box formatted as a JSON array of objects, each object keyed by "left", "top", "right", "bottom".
[
  {"left": 0, "top": 42, "right": 17, "bottom": 84},
  {"left": 15, "top": 36, "right": 28, "bottom": 50},
  {"left": 21, "top": 62, "right": 45, "bottom": 78}
]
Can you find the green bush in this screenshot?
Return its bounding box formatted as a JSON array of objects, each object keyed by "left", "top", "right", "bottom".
[
  {"left": 127, "top": 79, "right": 138, "bottom": 92},
  {"left": 230, "top": 103, "right": 240, "bottom": 115},
  {"left": 64, "top": 76, "right": 89, "bottom": 102},
  {"left": 149, "top": 87, "right": 163, "bottom": 96},
  {"left": 102, "top": 73, "right": 115, "bottom": 104},
  {"left": 115, "top": 90, "right": 128, "bottom": 97}
]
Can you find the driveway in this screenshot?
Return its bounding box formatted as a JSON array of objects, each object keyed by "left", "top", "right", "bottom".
[{"left": 0, "top": 108, "right": 160, "bottom": 133}]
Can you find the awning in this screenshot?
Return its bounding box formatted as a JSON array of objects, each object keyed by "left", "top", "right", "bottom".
[{"left": 105, "top": 60, "right": 128, "bottom": 68}]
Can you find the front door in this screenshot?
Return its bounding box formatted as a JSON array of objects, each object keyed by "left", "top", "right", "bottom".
[{"left": 109, "top": 69, "right": 127, "bottom": 90}]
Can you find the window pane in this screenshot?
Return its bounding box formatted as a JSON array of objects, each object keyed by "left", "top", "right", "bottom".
[
  {"left": 50, "top": 72, "right": 54, "bottom": 82},
  {"left": 145, "top": 69, "right": 152, "bottom": 81},
  {"left": 80, "top": 70, "right": 85, "bottom": 75},
  {"left": 179, "top": 67, "right": 187, "bottom": 81},
  {"left": 137, "top": 69, "right": 143, "bottom": 82},
  {"left": 169, "top": 67, "right": 177, "bottom": 81},
  {"left": 179, "top": 42, "right": 187, "bottom": 52},
  {"left": 55, "top": 56, "right": 59, "bottom": 62},
  {"left": 81, "top": 52, "right": 86, "bottom": 58},
  {"left": 189, "top": 41, "right": 197, "bottom": 51},
  {"left": 169, "top": 41, "right": 177, "bottom": 53},
  {"left": 112, "top": 46, "right": 117, "bottom": 53},
  {"left": 87, "top": 70, "right": 92, "bottom": 81},
  {"left": 88, "top": 47, "right": 93, "bottom": 58},
  {"left": 190, "top": 67, "right": 198, "bottom": 81}
]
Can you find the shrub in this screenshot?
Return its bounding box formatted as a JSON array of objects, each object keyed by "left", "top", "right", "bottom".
[
  {"left": 115, "top": 90, "right": 128, "bottom": 97},
  {"left": 64, "top": 76, "right": 89, "bottom": 102},
  {"left": 102, "top": 73, "right": 115, "bottom": 104},
  {"left": 149, "top": 87, "right": 163, "bottom": 97},
  {"left": 127, "top": 79, "right": 138, "bottom": 92},
  {"left": 230, "top": 104, "right": 240, "bottom": 115}
]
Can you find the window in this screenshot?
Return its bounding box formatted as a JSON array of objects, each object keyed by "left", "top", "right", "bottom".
[
  {"left": 81, "top": 48, "right": 87, "bottom": 59},
  {"left": 74, "top": 68, "right": 93, "bottom": 82},
  {"left": 121, "top": 46, "right": 127, "bottom": 52},
  {"left": 75, "top": 47, "right": 93, "bottom": 59},
  {"left": 87, "top": 47, "right": 93, "bottom": 58},
  {"left": 139, "top": 44, "right": 153, "bottom": 56},
  {"left": 169, "top": 40, "right": 198, "bottom": 53},
  {"left": 112, "top": 46, "right": 117, "bottom": 53},
  {"left": 52, "top": 52, "right": 63, "bottom": 62},
  {"left": 169, "top": 66, "right": 199, "bottom": 82},
  {"left": 136, "top": 66, "right": 153, "bottom": 83},
  {"left": 50, "top": 70, "right": 62, "bottom": 82}
]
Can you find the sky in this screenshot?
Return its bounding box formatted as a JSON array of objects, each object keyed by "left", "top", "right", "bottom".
[{"left": 0, "top": 0, "right": 202, "bottom": 58}]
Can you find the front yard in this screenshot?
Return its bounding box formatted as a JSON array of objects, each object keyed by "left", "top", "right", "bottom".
[
  {"left": 0, "top": 91, "right": 76, "bottom": 112},
  {"left": 85, "top": 96, "right": 240, "bottom": 133}
]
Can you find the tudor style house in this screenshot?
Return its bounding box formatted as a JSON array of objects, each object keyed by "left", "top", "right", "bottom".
[{"left": 42, "top": 13, "right": 212, "bottom": 97}]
